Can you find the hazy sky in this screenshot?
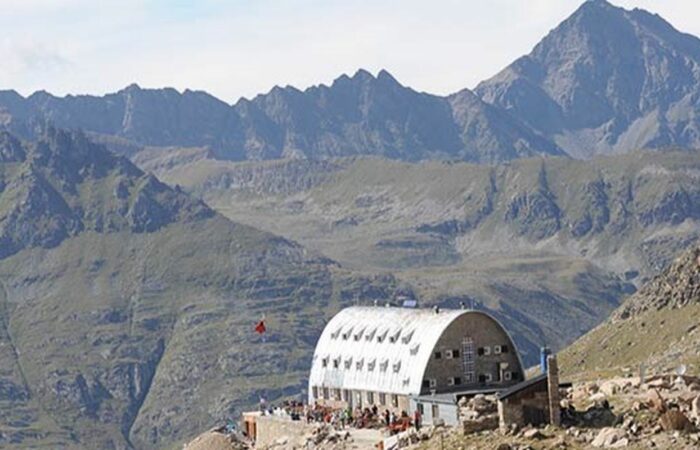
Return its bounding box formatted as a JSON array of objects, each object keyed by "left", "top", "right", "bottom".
[{"left": 1, "top": 0, "right": 698, "bottom": 103}]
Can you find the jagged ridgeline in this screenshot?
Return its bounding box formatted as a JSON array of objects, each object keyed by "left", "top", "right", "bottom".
[
  {"left": 0, "top": 129, "right": 398, "bottom": 449},
  {"left": 561, "top": 245, "right": 700, "bottom": 377}
]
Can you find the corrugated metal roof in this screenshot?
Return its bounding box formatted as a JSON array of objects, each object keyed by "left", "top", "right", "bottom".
[{"left": 308, "top": 306, "right": 498, "bottom": 398}]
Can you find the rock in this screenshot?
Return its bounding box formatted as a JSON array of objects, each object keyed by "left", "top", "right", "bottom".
[
  {"left": 496, "top": 444, "right": 512, "bottom": 450},
  {"left": 609, "top": 437, "right": 629, "bottom": 448},
  {"left": 659, "top": 410, "right": 695, "bottom": 432},
  {"left": 600, "top": 381, "right": 619, "bottom": 397},
  {"left": 647, "top": 389, "right": 667, "bottom": 413},
  {"left": 591, "top": 427, "right": 627, "bottom": 448},
  {"left": 522, "top": 428, "right": 545, "bottom": 439},
  {"left": 589, "top": 392, "right": 607, "bottom": 403},
  {"left": 692, "top": 396, "right": 700, "bottom": 420}
]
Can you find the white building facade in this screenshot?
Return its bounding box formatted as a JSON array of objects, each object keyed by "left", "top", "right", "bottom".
[{"left": 308, "top": 306, "right": 523, "bottom": 414}]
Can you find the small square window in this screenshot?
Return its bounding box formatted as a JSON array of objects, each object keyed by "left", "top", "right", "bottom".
[
  {"left": 434, "top": 351, "right": 442, "bottom": 360},
  {"left": 379, "top": 393, "right": 386, "bottom": 405},
  {"left": 452, "top": 349, "right": 460, "bottom": 358},
  {"left": 477, "top": 347, "right": 484, "bottom": 356},
  {"left": 502, "top": 345, "right": 509, "bottom": 353},
  {"left": 429, "top": 379, "right": 437, "bottom": 388},
  {"left": 504, "top": 371, "right": 512, "bottom": 381},
  {"left": 322, "top": 357, "right": 329, "bottom": 368},
  {"left": 483, "top": 346, "right": 491, "bottom": 356},
  {"left": 422, "top": 379, "right": 431, "bottom": 388},
  {"left": 494, "top": 345, "right": 502, "bottom": 355},
  {"left": 445, "top": 350, "right": 453, "bottom": 359}
]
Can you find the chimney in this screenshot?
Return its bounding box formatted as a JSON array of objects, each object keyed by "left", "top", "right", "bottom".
[
  {"left": 547, "top": 354, "right": 561, "bottom": 427},
  {"left": 540, "top": 346, "right": 551, "bottom": 374}
]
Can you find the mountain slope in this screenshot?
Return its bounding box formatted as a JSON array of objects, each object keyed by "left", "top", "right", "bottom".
[
  {"left": 476, "top": 0, "right": 700, "bottom": 158},
  {"left": 561, "top": 244, "right": 700, "bottom": 377},
  {"left": 0, "top": 129, "right": 398, "bottom": 449}
]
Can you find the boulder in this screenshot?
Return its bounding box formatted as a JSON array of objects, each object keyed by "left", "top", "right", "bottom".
[
  {"left": 659, "top": 410, "right": 695, "bottom": 432},
  {"left": 591, "top": 427, "right": 627, "bottom": 448},
  {"left": 522, "top": 428, "right": 545, "bottom": 440}
]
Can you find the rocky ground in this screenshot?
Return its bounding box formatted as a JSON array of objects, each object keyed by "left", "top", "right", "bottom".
[{"left": 411, "top": 374, "right": 700, "bottom": 450}]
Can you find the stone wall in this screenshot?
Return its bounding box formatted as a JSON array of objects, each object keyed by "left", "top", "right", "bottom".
[{"left": 255, "top": 415, "right": 316, "bottom": 448}]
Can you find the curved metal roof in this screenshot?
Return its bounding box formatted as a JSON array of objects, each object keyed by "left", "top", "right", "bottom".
[{"left": 308, "top": 306, "right": 509, "bottom": 397}]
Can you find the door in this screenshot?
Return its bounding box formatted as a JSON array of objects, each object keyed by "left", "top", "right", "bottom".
[{"left": 523, "top": 405, "right": 546, "bottom": 426}]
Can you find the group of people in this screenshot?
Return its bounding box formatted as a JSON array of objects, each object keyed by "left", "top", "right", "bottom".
[
  {"left": 258, "top": 398, "right": 423, "bottom": 435},
  {"left": 305, "top": 403, "right": 422, "bottom": 434}
]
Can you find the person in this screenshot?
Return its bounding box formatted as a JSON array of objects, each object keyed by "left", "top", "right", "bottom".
[
  {"left": 413, "top": 408, "right": 422, "bottom": 431},
  {"left": 384, "top": 409, "right": 391, "bottom": 427}
]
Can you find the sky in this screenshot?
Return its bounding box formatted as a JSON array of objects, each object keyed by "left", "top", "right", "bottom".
[{"left": 1, "top": 0, "right": 698, "bottom": 103}]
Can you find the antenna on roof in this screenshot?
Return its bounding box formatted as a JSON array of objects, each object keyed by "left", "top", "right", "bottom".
[
  {"left": 373, "top": 299, "right": 379, "bottom": 307},
  {"left": 433, "top": 305, "right": 440, "bottom": 314},
  {"left": 459, "top": 301, "right": 466, "bottom": 310}
]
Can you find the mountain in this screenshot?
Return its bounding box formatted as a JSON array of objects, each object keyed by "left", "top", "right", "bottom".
[
  {"left": 476, "top": 0, "right": 700, "bottom": 158},
  {"left": 151, "top": 151, "right": 700, "bottom": 282},
  {"left": 561, "top": 244, "right": 700, "bottom": 378},
  {"left": 0, "top": 129, "right": 400, "bottom": 449},
  {"left": 233, "top": 69, "right": 564, "bottom": 162},
  {"left": 0, "top": 71, "right": 564, "bottom": 164}
]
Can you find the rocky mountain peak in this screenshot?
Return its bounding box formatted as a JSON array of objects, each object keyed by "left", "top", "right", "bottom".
[{"left": 614, "top": 246, "right": 700, "bottom": 320}]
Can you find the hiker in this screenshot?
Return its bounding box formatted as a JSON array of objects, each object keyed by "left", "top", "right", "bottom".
[{"left": 413, "top": 408, "right": 422, "bottom": 431}]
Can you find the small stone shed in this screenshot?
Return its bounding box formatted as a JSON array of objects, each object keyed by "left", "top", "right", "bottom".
[
  {"left": 497, "top": 355, "right": 566, "bottom": 431},
  {"left": 409, "top": 388, "right": 500, "bottom": 426}
]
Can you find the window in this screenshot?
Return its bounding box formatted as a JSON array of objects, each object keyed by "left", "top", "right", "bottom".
[
  {"left": 483, "top": 346, "right": 491, "bottom": 356},
  {"left": 445, "top": 350, "right": 453, "bottom": 359},
  {"left": 342, "top": 390, "right": 350, "bottom": 401},
  {"left": 429, "top": 379, "right": 437, "bottom": 388},
  {"left": 354, "top": 328, "right": 364, "bottom": 341},
  {"left": 402, "top": 378, "right": 410, "bottom": 387},
  {"left": 389, "top": 329, "right": 401, "bottom": 343},
  {"left": 401, "top": 330, "right": 414, "bottom": 344},
  {"left": 367, "top": 392, "right": 375, "bottom": 404},
  {"left": 422, "top": 379, "right": 431, "bottom": 388},
  {"left": 322, "top": 357, "right": 329, "bottom": 368},
  {"left": 333, "top": 358, "right": 340, "bottom": 369},
  {"left": 331, "top": 327, "right": 342, "bottom": 340},
  {"left": 504, "top": 371, "right": 512, "bottom": 381},
  {"left": 511, "top": 371, "right": 520, "bottom": 381},
  {"left": 452, "top": 349, "right": 460, "bottom": 358},
  {"left": 380, "top": 359, "right": 389, "bottom": 372},
  {"left": 312, "top": 386, "right": 319, "bottom": 399},
  {"left": 485, "top": 373, "right": 493, "bottom": 382},
  {"left": 344, "top": 358, "right": 353, "bottom": 369},
  {"left": 434, "top": 351, "right": 442, "bottom": 360},
  {"left": 342, "top": 327, "right": 353, "bottom": 340},
  {"left": 334, "top": 389, "right": 341, "bottom": 400},
  {"left": 417, "top": 403, "right": 424, "bottom": 415},
  {"left": 462, "top": 337, "right": 475, "bottom": 383},
  {"left": 356, "top": 358, "right": 364, "bottom": 370},
  {"left": 392, "top": 361, "right": 402, "bottom": 373},
  {"left": 494, "top": 345, "right": 502, "bottom": 355},
  {"left": 477, "top": 347, "right": 484, "bottom": 356},
  {"left": 478, "top": 374, "right": 486, "bottom": 383},
  {"left": 368, "top": 359, "right": 376, "bottom": 371},
  {"left": 410, "top": 344, "right": 420, "bottom": 355},
  {"left": 432, "top": 404, "right": 439, "bottom": 419},
  {"left": 323, "top": 387, "right": 330, "bottom": 399},
  {"left": 379, "top": 393, "right": 386, "bottom": 405},
  {"left": 391, "top": 395, "right": 399, "bottom": 407},
  {"left": 448, "top": 377, "right": 462, "bottom": 386},
  {"left": 501, "top": 345, "right": 509, "bottom": 353},
  {"left": 377, "top": 330, "right": 388, "bottom": 343},
  {"left": 365, "top": 329, "right": 376, "bottom": 341}
]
